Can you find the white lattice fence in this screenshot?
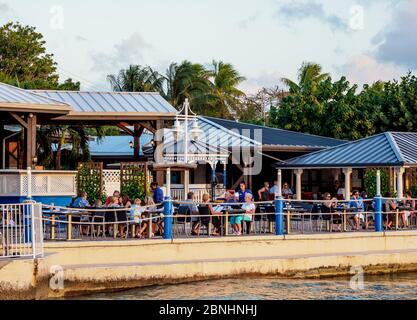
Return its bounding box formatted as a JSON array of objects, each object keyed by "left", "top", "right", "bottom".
[{"left": 103, "top": 170, "right": 121, "bottom": 196}]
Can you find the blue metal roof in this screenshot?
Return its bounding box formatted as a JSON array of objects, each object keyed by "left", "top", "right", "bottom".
[
  {"left": 163, "top": 116, "right": 260, "bottom": 149},
  {"left": 33, "top": 90, "right": 176, "bottom": 114},
  {"left": 276, "top": 132, "right": 417, "bottom": 168},
  {"left": 88, "top": 135, "right": 153, "bottom": 157},
  {"left": 0, "top": 82, "right": 70, "bottom": 107},
  {"left": 205, "top": 117, "right": 345, "bottom": 150}
]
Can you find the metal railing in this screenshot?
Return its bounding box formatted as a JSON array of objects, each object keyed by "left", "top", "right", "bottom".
[
  {"left": 0, "top": 202, "right": 44, "bottom": 259},
  {"left": 3, "top": 196, "right": 414, "bottom": 245}
]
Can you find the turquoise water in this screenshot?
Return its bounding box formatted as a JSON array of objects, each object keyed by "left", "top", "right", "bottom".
[{"left": 77, "top": 273, "right": 417, "bottom": 300}]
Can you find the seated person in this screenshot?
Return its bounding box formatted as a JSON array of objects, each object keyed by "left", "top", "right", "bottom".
[
  {"left": 72, "top": 191, "right": 90, "bottom": 208},
  {"left": 383, "top": 192, "right": 397, "bottom": 230},
  {"left": 200, "top": 193, "right": 222, "bottom": 236},
  {"left": 129, "top": 198, "right": 146, "bottom": 238},
  {"left": 178, "top": 192, "right": 199, "bottom": 235},
  {"left": 105, "top": 190, "right": 121, "bottom": 207},
  {"left": 230, "top": 193, "right": 255, "bottom": 236},
  {"left": 282, "top": 182, "right": 293, "bottom": 199},
  {"left": 349, "top": 190, "right": 364, "bottom": 231}
]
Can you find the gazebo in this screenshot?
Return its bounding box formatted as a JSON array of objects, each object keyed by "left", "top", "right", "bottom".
[
  {"left": 0, "top": 82, "right": 178, "bottom": 204},
  {"left": 275, "top": 132, "right": 417, "bottom": 200}
]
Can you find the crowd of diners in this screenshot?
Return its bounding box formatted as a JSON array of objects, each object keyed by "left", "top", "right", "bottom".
[
  {"left": 70, "top": 182, "right": 165, "bottom": 238},
  {"left": 67, "top": 178, "right": 416, "bottom": 239},
  {"left": 256, "top": 179, "right": 416, "bottom": 231}
]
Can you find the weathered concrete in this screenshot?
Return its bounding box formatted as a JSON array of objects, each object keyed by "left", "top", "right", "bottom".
[{"left": 2, "top": 231, "right": 417, "bottom": 299}]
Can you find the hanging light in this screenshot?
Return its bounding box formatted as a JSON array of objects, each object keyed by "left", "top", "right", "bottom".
[
  {"left": 190, "top": 118, "right": 203, "bottom": 141},
  {"left": 171, "top": 118, "right": 184, "bottom": 140}
]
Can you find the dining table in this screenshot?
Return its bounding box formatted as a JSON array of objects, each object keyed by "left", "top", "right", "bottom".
[
  {"left": 42, "top": 208, "right": 83, "bottom": 240},
  {"left": 283, "top": 206, "right": 308, "bottom": 234}
]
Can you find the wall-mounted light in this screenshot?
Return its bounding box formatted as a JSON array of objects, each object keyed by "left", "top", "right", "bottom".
[{"left": 129, "top": 141, "right": 133, "bottom": 149}]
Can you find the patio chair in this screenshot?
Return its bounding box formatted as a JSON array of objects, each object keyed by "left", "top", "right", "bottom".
[
  {"left": 91, "top": 211, "right": 106, "bottom": 239},
  {"left": 174, "top": 205, "right": 191, "bottom": 237},
  {"left": 198, "top": 206, "right": 212, "bottom": 236}
]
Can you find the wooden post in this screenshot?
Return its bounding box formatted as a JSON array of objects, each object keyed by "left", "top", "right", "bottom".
[{"left": 25, "top": 114, "right": 37, "bottom": 169}]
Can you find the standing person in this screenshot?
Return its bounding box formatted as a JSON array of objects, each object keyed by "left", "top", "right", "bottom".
[
  {"left": 236, "top": 181, "right": 252, "bottom": 203},
  {"left": 333, "top": 180, "right": 341, "bottom": 198},
  {"left": 105, "top": 191, "right": 121, "bottom": 207},
  {"left": 151, "top": 182, "right": 164, "bottom": 204},
  {"left": 349, "top": 190, "right": 364, "bottom": 231},
  {"left": 269, "top": 180, "right": 279, "bottom": 198},
  {"left": 257, "top": 182, "right": 270, "bottom": 201}
]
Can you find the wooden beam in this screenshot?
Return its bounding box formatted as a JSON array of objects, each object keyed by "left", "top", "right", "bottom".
[
  {"left": 9, "top": 112, "right": 28, "bottom": 129},
  {"left": 117, "top": 123, "right": 134, "bottom": 136},
  {"left": 138, "top": 121, "right": 157, "bottom": 134}
]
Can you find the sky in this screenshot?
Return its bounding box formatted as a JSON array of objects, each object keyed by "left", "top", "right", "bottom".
[{"left": 0, "top": 0, "right": 415, "bottom": 93}]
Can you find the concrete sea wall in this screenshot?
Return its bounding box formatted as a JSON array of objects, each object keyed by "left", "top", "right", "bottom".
[{"left": 2, "top": 231, "right": 417, "bottom": 299}]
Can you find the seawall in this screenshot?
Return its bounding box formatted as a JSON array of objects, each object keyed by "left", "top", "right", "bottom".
[{"left": 2, "top": 231, "right": 417, "bottom": 299}]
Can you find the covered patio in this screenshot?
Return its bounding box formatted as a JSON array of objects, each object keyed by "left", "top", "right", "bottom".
[{"left": 275, "top": 132, "right": 417, "bottom": 200}]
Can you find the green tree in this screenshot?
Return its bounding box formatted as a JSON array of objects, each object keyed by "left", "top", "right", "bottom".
[
  {"left": 107, "top": 64, "right": 165, "bottom": 93},
  {"left": 281, "top": 62, "right": 330, "bottom": 94},
  {"left": 206, "top": 60, "right": 246, "bottom": 118},
  {"left": 165, "top": 61, "right": 212, "bottom": 110},
  {"left": 270, "top": 62, "right": 379, "bottom": 140},
  {"left": 0, "top": 22, "right": 78, "bottom": 89}
]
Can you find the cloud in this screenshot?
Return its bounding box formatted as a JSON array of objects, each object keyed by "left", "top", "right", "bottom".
[
  {"left": 237, "top": 12, "right": 261, "bottom": 29},
  {"left": 277, "top": 0, "right": 348, "bottom": 31},
  {"left": 91, "top": 32, "right": 153, "bottom": 73},
  {"left": 75, "top": 35, "right": 87, "bottom": 42},
  {"left": 0, "top": 2, "right": 16, "bottom": 20},
  {"left": 372, "top": 0, "right": 417, "bottom": 69},
  {"left": 239, "top": 72, "right": 283, "bottom": 94},
  {"left": 336, "top": 54, "right": 408, "bottom": 87}
]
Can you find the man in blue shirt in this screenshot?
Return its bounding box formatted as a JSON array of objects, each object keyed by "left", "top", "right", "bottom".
[
  {"left": 151, "top": 182, "right": 164, "bottom": 204},
  {"left": 72, "top": 191, "right": 90, "bottom": 207},
  {"left": 236, "top": 181, "right": 252, "bottom": 203}
]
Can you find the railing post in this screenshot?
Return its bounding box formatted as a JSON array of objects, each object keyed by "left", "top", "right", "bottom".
[
  {"left": 27, "top": 166, "right": 32, "bottom": 199},
  {"left": 275, "top": 195, "right": 284, "bottom": 235},
  {"left": 374, "top": 170, "right": 383, "bottom": 232},
  {"left": 163, "top": 196, "right": 173, "bottom": 240}
]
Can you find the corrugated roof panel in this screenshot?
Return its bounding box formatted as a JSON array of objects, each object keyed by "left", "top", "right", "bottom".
[
  {"left": 391, "top": 132, "right": 417, "bottom": 164},
  {"left": 279, "top": 133, "right": 405, "bottom": 168},
  {"left": 206, "top": 117, "right": 345, "bottom": 149},
  {"left": 0, "top": 82, "right": 68, "bottom": 106},
  {"left": 33, "top": 90, "right": 177, "bottom": 114},
  {"left": 88, "top": 135, "right": 153, "bottom": 156}
]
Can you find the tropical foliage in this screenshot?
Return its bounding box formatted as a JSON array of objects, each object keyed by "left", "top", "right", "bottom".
[
  {"left": 364, "top": 169, "right": 389, "bottom": 198},
  {"left": 0, "top": 22, "right": 80, "bottom": 89},
  {"left": 108, "top": 60, "right": 246, "bottom": 118}
]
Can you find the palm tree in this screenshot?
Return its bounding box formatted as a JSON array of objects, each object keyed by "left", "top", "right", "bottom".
[
  {"left": 107, "top": 65, "right": 165, "bottom": 93},
  {"left": 281, "top": 62, "right": 329, "bottom": 94},
  {"left": 165, "top": 61, "right": 212, "bottom": 110},
  {"left": 207, "top": 60, "right": 246, "bottom": 118},
  {"left": 37, "top": 125, "right": 105, "bottom": 169}
]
